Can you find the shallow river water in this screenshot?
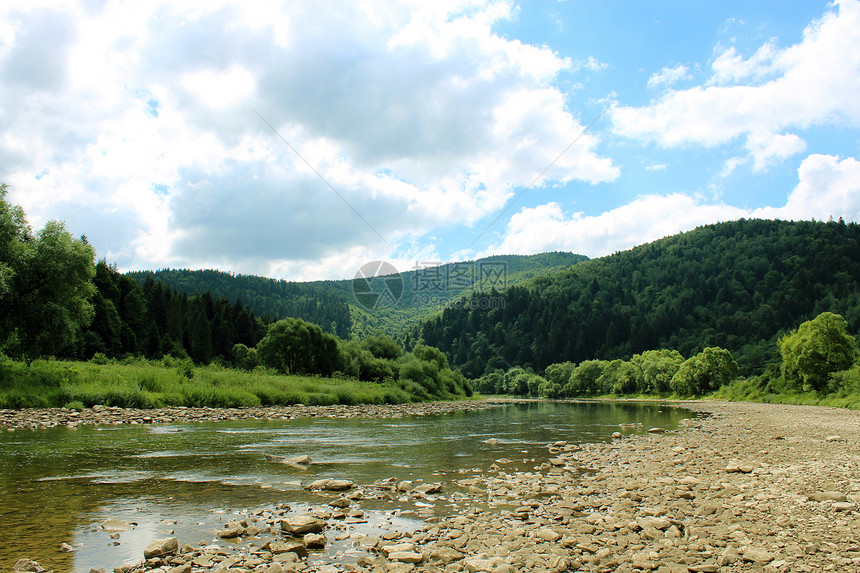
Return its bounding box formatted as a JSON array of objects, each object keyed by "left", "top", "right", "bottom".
[{"left": 0, "top": 401, "right": 694, "bottom": 572}]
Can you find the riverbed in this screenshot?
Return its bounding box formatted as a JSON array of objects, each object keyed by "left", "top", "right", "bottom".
[{"left": 0, "top": 401, "right": 693, "bottom": 572}]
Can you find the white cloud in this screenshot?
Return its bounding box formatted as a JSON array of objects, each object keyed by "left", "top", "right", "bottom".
[
  {"left": 487, "top": 153, "right": 860, "bottom": 258},
  {"left": 752, "top": 154, "right": 860, "bottom": 222},
  {"left": 0, "top": 0, "right": 619, "bottom": 278},
  {"left": 646, "top": 64, "right": 690, "bottom": 89},
  {"left": 487, "top": 195, "right": 746, "bottom": 258},
  {"left": 612, "top": 0, "right": 860, "bottom": 165}
]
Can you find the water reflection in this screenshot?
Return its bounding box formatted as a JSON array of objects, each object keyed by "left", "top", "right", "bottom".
[{"left": 0, "top": 401, "right": 693, "bottom": 572}]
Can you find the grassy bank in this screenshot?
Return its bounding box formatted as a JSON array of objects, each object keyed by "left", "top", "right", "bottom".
[{"left": 0, "top": 358, "right": 429, "bottom": 409}]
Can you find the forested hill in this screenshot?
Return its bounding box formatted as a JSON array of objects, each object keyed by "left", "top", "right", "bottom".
[
  {"left": 417, "top": 219, "right": 860, "bottom": 378},
  {"left": 128, "top": 269, "right": 353, "bottom": 338},
  {"left": 127, "top": 252, "right": 587, "bottom": 339}
]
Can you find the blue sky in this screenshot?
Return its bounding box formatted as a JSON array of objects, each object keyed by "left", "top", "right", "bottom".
[{"left": 2, "top": 1, "right": 859, "bottom": 280}]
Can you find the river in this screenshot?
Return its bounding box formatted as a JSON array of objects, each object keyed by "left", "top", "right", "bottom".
[{"left": 0, "top": 401, "right": 694, "bottom": 572}]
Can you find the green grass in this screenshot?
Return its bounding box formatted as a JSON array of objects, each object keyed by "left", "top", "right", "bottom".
[{"left": 0, "top": 358, "right": 430, "bottom": 409}]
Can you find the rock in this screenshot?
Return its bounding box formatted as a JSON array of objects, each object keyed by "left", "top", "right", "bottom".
[
  {"left": 429, "top": 547, "right": 464, "bottom": 564},
  {"left": 144, "top": 537, "right": 179, "bottom": 559},
  {"left": 101, "top": 517, "right": 135, "bottom": 532},
  {"left": 738, "top": 464, "right": 754, "bottom": 473},
  {"left": 482, "top": 438, "right": 499, "bottom": 445},
  {"left": 262, "top": 564, "right": 284, "bottom": 573},
  {"left": 637, "top": 516, "right": 672, "bottom": 530},
  {"left": 687, "top": 565, "right": 719, "bottom": 572},
  {"left": 268, "top": 540, "right": 309, "bottom": 558},
  {"left": 388, "top": 551, "right": 424, "bottom": 564},
  {"left": 825, "top": 435, "right": 844, "bottom": 442},
  {"left": 382, "top": 542, "right": 416, "bottom": 556},
  {"left": 414, "top": 483, "right": 443, "bottom": 494},
  {"left": 612, "top": 431, "right": 623, "bottom": 439},
  {"left": 13, "top": 559, "right": 45, "bottom": 572},
  {"left": 167, "top": 565, "right": 191, "bottom": 573},
  {"left": 304, "top": 532, "right": 327, "bottom": 548},
  {"left": 328, "top": 498, "right": 350, "bottom": 508},
  {"left": 742, "top": 547, "right": 775, "bottom": 563},
  {"left": 306, "top": 478, "right": 353, "bottom": 491},
  {"left": 286, "top": 454, "right": 311, "bottom": 465},
  {"left": 833, "top": 501, "right": 855, "bottom": 512},
  {"left": 397, "top": 480, "right": 414, "bottom": 492},
  {"left": 809, "top": 491, "right": 847, "bottom": 502},
  {"left": 217, "top": 521, "right": 246, "bottom": 538},
  {"left": 648, "top": 427, "right": 666, "bottom": 433},
  {"left": 536, "top": 528, "right": 562, "bottom": 542},
  {"left": 59, "top": 542, "right": 76, "bottom": 552},
  {"left": 281, "top": 515, "right": 326, "bottom": 535}
]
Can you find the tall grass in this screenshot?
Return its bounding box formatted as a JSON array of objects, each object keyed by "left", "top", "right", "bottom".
[{"left": 0, "top": 358, "right": 427, "bottom": 409}]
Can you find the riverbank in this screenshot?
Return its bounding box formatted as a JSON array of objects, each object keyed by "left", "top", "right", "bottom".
[
  {"left": 362, "top": 400, "right": 860, "bottom": 572},
  {"left": 12, "top": 400, "right": 860, "bottom": 573},
  {"left": 0, "top": 400, "right": 510, "bottom": 430}
]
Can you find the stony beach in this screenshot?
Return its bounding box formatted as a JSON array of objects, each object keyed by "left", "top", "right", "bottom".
[{"left": 10, "top": 400, "right": 860, "bottom": 573}]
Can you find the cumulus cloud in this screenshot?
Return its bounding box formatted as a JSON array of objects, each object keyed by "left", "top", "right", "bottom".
[
  {"left": 0, "top": 0, "right": 618, "bottom": 280},
  {"left": 646, "top": 64, "right": 690, "bottom": 89},
  {"left": 612, "top": 0, "right": 860, "bottom": 166},
  {"left": 488, "top": 153, "right": 860, "bottom": 258}
]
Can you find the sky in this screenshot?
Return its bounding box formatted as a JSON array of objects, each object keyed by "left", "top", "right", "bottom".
[{"left": 2, "top": 0, "right": 859, "bottom": 281}]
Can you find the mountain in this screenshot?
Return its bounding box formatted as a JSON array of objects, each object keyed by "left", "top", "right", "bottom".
[
  {"left": 415, "top": 219, "right": 860, "bottom": 378},
  {"left": 127, "top": 252, "right": 587, "bottom": 340}
]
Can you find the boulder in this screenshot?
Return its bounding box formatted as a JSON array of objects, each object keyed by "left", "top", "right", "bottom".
[
  {"left": 281, "top": 515, "right": 326, "bottom": 535},
  {"left": 268, "top": 540, "right": 308, "bottom": 558},
  {"left": 305, "top": 478, "right": 353, "bottom": 491},
  {"left": 101, "top": 517, "right": 135, "bottom": 532},
  {"left": 388, "top": 551, "right": 424, "bottom": 564},
  {"left": 304, "top": 533, "right": 327, "bottom": 548},
  {"left": 217, "top": 521, "right": 246, "bottom": 538},
  {"left": 143, "top": 537, "right": 179, "bottom": 559},
  {"left": 13, "top": 559, "right": 45, "bottom": 573}
]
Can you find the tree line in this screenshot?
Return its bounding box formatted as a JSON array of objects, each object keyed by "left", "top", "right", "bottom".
[
  {"left": 475, "top": 311, "right": 859, "bottom": 400},
  {"left": 418, "top": 218, "right": 860, "bottom": 379}
]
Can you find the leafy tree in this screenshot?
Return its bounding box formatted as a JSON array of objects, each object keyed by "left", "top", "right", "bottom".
[
  {"left": 361, "top": 332, "right": 402, "bottom": 360},
  {"left": 232, "top": 343, "right": 260, "bottom": 371},
  {"left": 0, "top": 184, "right": 96, "bottom": 359},
  {"left": 778, "top": 312, "right": 858, "bottom": 392},
  {"left": 257, "top": 317, "right": 341, "bottom": 375},
  {"left": 670, "top": 347, "right": 738, "bottom": 396}
]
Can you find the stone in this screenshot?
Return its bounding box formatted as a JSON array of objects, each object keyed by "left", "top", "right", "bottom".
[
  {"left": 535, "top": 528, "right": 562, "bottom": 542},
  {"left": 382, "top": 542, "right": 416, "bottom": 556},
  {"left": 167, "top": 565, "right": 191, "bottom": 573},
  {"left": 612, "top": 432, "right": 623, "bottom": 439},
  {"left": 281, "top": 515, "right": 326, "bottom": 535},
  {"left": 328, "top": 497, "right": 350, "bottom": 508},
  {"left": 648, "top": 427, "right": 666, "bottom": 433},
  {"left": 742, "top": 547, "right": 775, "bottom": 563},
  {"left": 304, "top": 532, "right": 327, "bottom": 548},
  {"left": 217, "top": 521, "right": 246, "bottom": 538},
  {"left": 388, "top": 551, "right": 424, "bottom": 564},
  {"left": 414, "top": 483, "right": 443, "bottom": 494},
  {"left": 144, "top": 537, "right": 179, "bottom": 559},
  {"left": 809, "top": 491, "right": 847, "bottom": 502},
  {"left": 429, "top": 547, "right": 465, "bottom": 564},
  {"left": 825, "top": 435, "right": 844, "bottom": 442},
  {"left": 60, "top": 542, "right": 76, "bottom": 552},
  {"left": 101, "top": 517, "right": 135, "bottom": 532},
  {"left": 269, "top": 540, "right": 309, "bottom": 557},
  {"left": 13, "top": 559, "right": 45, "bottom": 572},
  {"left": 833, "top": 501, "right": 854, "bottom": 512}
]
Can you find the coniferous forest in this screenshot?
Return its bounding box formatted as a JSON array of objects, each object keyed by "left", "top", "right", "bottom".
[{"left": 417, "top": 218, "right": 860, "bottom": 379}]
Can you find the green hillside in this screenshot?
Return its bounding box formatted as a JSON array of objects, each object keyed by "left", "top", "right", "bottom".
[
  {"left": 416, "top": 219, "right": 860, "bottom": 378},
  {"left": 128, "top": 252, "right": 587, "bottom": 339}
]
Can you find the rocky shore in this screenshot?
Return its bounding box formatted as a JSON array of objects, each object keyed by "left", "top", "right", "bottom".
[
  {"left": 12, "top": 400, "right": 860, "bottom": 573},
  {"left": 0, "top": 401, "right": 509, "bottom": 430}
]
